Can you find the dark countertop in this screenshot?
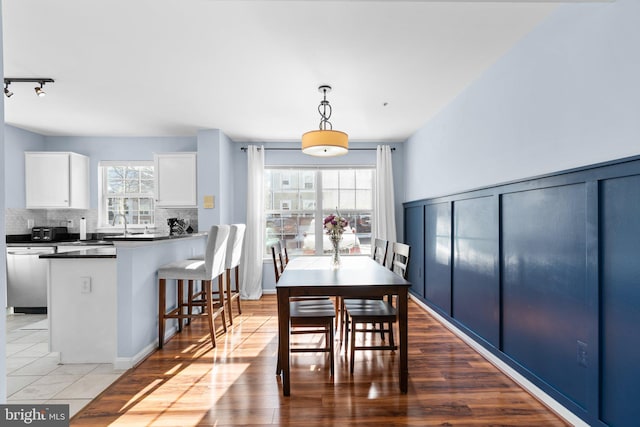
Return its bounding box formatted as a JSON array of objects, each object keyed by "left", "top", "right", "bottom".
[
  {"left": 6, "top": 232, "right": 203, "bottom": 245},
  {"left": 40, "top": 247, "right": 117, "bottom": 259},
  {"left": 6, "top": 239, "right": 114, "bottom": 247},
  {"left": 102, "top": 232, "right": 200, "bottom": 242}
]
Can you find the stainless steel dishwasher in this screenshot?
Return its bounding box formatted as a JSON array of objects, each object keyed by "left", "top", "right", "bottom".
[{"left": 6, "top": 246, "right": 55, "bottom": 313}]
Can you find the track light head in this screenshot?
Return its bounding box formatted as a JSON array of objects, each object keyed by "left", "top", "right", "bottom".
[{"left": 34, "top": 82, "right": 46, "bottom": 97}]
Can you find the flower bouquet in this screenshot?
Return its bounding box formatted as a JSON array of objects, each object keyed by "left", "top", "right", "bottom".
[{"left": 323, "top": 210, "right": 348, "bottom": 268}]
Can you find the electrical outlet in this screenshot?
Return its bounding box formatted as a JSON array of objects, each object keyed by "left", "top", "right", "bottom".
[
  {"left": 577, "top": 340, "right": 588, "bottom": 367},
  {"left": 80, "top": 276, "right": 92, "bottom": 294}
]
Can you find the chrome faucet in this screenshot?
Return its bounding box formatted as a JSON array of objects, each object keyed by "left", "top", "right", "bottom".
[{"left": 112, "top": 213, "right": 128, "bottom": 235}]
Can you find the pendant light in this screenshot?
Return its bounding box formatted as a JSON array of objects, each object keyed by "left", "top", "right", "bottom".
[{"left": 301, "top": 85, "right": 348, "bottom": 157}]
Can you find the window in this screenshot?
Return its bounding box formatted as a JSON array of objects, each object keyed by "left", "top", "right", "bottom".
[
  {"left": 265, "top": 168, "right": 374, "bottom": 257},
  {"left": 99, "top": 161, "right": 155, "bottom": 228}
]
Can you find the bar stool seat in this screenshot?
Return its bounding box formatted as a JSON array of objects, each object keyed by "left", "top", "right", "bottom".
[{"left": 158, "top": 224, "right": 230, "bottom": 348}]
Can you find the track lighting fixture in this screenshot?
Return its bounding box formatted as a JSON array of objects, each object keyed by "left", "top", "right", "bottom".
[
  {"left": 4, "top": 82, "right": 13, "bottom": 98},
  {"left": 3, "top": 77, "right": 54, "bottom": 98}
]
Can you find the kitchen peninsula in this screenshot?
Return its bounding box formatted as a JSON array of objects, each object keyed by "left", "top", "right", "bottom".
[{"left": 41, "top": 233, "right": 207, "bottom": 368}]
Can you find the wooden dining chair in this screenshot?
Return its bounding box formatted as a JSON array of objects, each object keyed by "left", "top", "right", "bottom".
[
  {"left": 271, "top": 243, "right": 336, "bottom": 376},
  {"left": 343, "top": 242, "right": 411, "bottom": 374},
  {"left": 339, "top": 237, "right": 389, "bottom": 345},
  {"left": 272, "top": 240, "right": 286, "bottom": 282},
  {"left": 371, "top": 238, "right": 388, "bottom": 266},
  {"left": 389, "top": 241, "right": 410, "bottom": 279}
]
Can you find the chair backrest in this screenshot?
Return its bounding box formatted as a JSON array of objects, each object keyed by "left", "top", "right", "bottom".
[
  {"left": 271, "top": 241, "right": 285, "bottom": 283},
  {"left": 225, "top": 224, "right": 246, "bottom": 269},
  {"left": 390, "top": 242, "right": 410, "bottom": 280},
  {"left": 279, "top": 240, "right": 289, "bottom": 267},
  {"left": 372, "top": 238, "right": 388, "bottom": 267},
  {"left": 205, "top": 224, "right": 230, "bottom": 280}
]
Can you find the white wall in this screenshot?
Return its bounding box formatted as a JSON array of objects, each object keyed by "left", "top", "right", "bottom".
[{"left": 404, "top": 0, "right": 640, "bottom": 202}]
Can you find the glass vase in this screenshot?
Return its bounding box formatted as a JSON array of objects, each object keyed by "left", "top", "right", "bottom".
[{"left": 330, "top": 234, "right": 342, "bottom": 269}]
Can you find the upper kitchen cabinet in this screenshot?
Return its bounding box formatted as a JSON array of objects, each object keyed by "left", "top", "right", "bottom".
[
  {"left": 25, "top": 152, "right": 90, "bottom": 209},
  {"left": 154, "top": 153, "right": 197, "bottom": 207}
]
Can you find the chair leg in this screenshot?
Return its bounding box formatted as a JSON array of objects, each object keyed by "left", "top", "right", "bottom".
[
  {"left": 343, "top": 306, "right": 348, "bottom": 353},
  {"left": 158, "top": 278, "right": 166, "bottom": 349},
  {"left": 186, "top": 280, "right": 194, "bottom": 326},
  {"left": 177, "top": 280, "right": 184, "bottom": 333},
  {"left": 226, "top": 269, "right": 233, "bottom": 325},
  {"left": 217, "top": 275, "right": 227, "bottom": 333},
  {"left": 203, "top": 280, "right": 216, "bottom": 348},
  {"left": 328, "top": 321, "right": 335, "bottom": 377},
  {"left": 339, "top": 298, "right": 345, "bottom": 347},
  {"left": 350, "top": 318, "right": 356, "bottom": 374},
  {"left": 235, "top": 266, "right": 242, "bottom": 315}
]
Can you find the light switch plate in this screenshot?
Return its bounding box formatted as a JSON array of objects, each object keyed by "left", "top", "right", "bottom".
[
  {"left": 80, "top": 277, "right": 92, "bottom": 294},
  {"left": 204, "top": 195, "right": 215, "bottom": 209}
]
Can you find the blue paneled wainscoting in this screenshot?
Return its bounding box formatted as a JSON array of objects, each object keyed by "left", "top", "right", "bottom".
[{"left": 404, "top": 155, "right": 640, "bottom": 427}]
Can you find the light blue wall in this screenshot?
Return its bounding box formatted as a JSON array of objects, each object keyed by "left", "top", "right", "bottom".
[
  {"left": 197, "top": 129, "right": 227, "bottom": 229},
  {"left": 0, "top": 5, "right": 6, "bottom": 403},
  {"left": 404, "top": 0, "right": 640, "bottom": 202},
  {"left": 3, "top": 131, "right": 196, "bottom": 209},
  {"left": 45, "top": 135, "right": 196, "bottom": 209},
  {"left": 4, "top": 126, "right": 45, "bottom": 208}
]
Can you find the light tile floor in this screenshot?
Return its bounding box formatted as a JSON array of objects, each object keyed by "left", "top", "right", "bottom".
[{"left": 6, "top": 313, "right": 126, "bottom": 417}]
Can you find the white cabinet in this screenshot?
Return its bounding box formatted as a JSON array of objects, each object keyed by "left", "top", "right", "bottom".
[
  {"left": 25, "top": 152, "right": 89, "bottom": 209},
  {"left": 154, "top": 152, "right": 197, "bottom": 207}
]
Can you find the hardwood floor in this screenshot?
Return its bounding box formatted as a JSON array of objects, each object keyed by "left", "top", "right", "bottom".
[{"left": 71, "top": 296, "right": 568, "bottom": 426}]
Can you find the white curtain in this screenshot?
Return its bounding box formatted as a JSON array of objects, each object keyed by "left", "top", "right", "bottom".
[
  {"left": 373, "top": 145, "right": 397, "bottom": 250},
  {"left": 240, "top": 145, "right": 264, "bottom": 300}
]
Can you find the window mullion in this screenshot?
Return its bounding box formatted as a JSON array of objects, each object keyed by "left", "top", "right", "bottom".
[{"left": 315, "top": 169, "right": 323, "bottom": 255}]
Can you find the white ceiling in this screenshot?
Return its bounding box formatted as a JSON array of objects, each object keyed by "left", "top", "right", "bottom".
[{"left": 2, "top": 0, "right": 563, "bottom": 142}]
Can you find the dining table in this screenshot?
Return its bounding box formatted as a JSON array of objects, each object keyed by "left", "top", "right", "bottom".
[{"left": 276, "top": 255, "right": 411, "bottom": 396}]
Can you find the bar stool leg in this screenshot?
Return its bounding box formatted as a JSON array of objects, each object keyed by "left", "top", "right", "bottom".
[
  {"left": 186, "top": 280, "right": 194, "bottom": 326},
  {"left": 158, "top": 278, "right": 166, "bottom": 349},
  {"left": 218, "top": 275, "right": 227, "bottom": 333},
  {"left": 235, "top": 266, "right": 242, "bottom": 315},
  {"left": 203, "top": 280, "right": 216, "bottom": 348},
  {"left": 226, "top": 269, "right": 234, "bottom": 325},
  {"left": 177, "top": 279, "right": 184, "bottom": 333}
]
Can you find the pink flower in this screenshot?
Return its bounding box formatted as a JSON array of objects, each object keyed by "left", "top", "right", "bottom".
[{"left": 323, "top": 212, "right": 348, "bottom": 236}]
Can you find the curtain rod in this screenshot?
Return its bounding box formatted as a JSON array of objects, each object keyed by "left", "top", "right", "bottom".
[{"left": 240, "top": 147, "right": 394, "bottom": 152}]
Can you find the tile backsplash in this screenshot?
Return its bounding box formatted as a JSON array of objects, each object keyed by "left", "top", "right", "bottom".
[{"left": 5, "top": 208, "right": 198, "bottom": 236}]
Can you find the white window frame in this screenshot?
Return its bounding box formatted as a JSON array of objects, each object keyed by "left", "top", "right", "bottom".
[
  {"left": 264, "top": 166, "right": 375, "bottom": 258},
  {"left": 98, "top": 160, "right": 155, "bottom": 232}
]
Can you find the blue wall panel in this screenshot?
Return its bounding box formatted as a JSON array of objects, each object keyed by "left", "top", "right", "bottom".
[
  {"left": 600, "top": 175, "right": 640, "bottom": 426},
  {"left": 404, "top": 155, "right": 640, "bottom": 425},
  {"left": 502, "top": 184, "right": 588, "bottom": 409},
  {"left": 404, "top": 204, "right": 424, "bottom": 298},
  {"left": 425, "top": 202, "right": 451, "bottom": 315},
  {"left": 452, "top": 196, "right": 499, "bottom": 347}
]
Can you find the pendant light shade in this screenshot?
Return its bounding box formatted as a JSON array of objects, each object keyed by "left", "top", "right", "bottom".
[
  {"left": 302, "top": 85, "right": 348, "bottom": 157},
  {"left": 302, "top": 129, "right": 348, "bottom": 157}
]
